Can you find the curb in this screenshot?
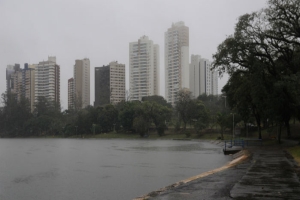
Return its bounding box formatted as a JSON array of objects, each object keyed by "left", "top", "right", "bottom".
[{"left": 134, "top": 150, "right": 250, "bottom": 200}]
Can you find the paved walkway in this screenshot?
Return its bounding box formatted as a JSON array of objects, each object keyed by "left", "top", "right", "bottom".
[
  {"left": 138, "top": 146, "right": 300, "bottom": 200},
  {"left": 231, "top": 148, "right": 300, "bottom": 199}
]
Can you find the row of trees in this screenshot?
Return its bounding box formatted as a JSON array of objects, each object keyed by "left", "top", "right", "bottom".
[
  {"left": 0, "top": 90, "right": 237, "bottom": 138},
  {"left": 213, "top": 0, "right": 300, "bottom": 142}
]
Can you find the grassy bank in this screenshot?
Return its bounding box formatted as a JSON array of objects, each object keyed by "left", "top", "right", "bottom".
[{"left": 287, "top": 146, "right": 300, "bottom": 164}]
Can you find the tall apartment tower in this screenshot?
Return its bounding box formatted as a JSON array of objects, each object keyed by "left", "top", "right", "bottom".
[
  {"left": 129, "top": 35, "right": 159, "bottom": 101},
  {"left": 35, "top": 56, "right": 60, "bottom": 104},
  {"left": 94, "top": 61, "right": 125, "bottom": 107},
  {"left": 6, "top": 64, "right": 20, "bottom": 92},
  {"left": 74, "top": 58, "right": 90, "bottom": 109},
  {"left": 6, "top": 64, "right": 35, "bottom": 111},
  {"left": 211, "top": 70, "right": 218, "bottom": 95},
  {"left": 189, "top": 55, "right": 218, "bottom": 98},
  {"left": 165, "top": 21, "right": 189, "bottom": 105},
  {"left": 68, "top": 78, "right": 74, "bottom": 110}
]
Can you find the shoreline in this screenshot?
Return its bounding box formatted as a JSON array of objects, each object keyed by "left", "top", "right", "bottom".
[{"left": 134, "top": 149, "right": 250, "bottom": 200}]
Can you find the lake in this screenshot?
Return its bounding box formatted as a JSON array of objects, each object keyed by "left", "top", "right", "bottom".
[{"left": 0, "top": 139, "right": 230, "bottom": 200}]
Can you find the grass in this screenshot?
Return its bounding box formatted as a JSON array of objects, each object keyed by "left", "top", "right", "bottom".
[{"left": 287, "top": 146, "right": 300, "bottom": 165}]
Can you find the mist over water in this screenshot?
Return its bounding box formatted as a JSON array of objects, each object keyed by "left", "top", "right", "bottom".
[{"left": 0, "top": 139, "right": 230, "bottom": 200}]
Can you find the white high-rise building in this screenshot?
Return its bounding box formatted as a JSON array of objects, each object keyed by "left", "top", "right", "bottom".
[
  {"left": 74, "top": 58, "right": 90, "bottom": 109},
  {"left": 129, "top": 35, "right": 159, "bottom": 101},
  {"left": 165, "top": 21, "right": 189, "bottom": 105},
  {"left": 35, "top": 56, "right": 60, "bottom": 104},
  {"left": 189, "top": 54, "right": 218, "bottom": 98}
]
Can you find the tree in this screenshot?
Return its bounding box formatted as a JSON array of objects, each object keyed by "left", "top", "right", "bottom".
[
  {"left": 212, "top": 0, "right": 300, "bottom": 142},
  {"left": 197, "top": 94, "right": 225, "bottom": 129},
  {"left": 141, "top": 101, "right": 172, "bottom": 136},
  {"left": 1, "top": 92, "right": 32, "bottom": 137},
  {"left": 191, "top": 100, "right": 210, "bottom": 134},
  {"left": 98, "top": 104, "right": 118, "bottom": 133},
  {"left": 118, "top": 101, "right": 139, "bottom": 132},
  {"left": 142, "top": 95, "right": 172, "bottom": 108},
  {"left": 175, "top": 89, "right": 194, "bottom": 130}
]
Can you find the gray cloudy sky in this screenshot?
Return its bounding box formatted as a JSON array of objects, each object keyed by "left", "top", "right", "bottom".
[{"left": 0, "top": 0, "right": 268, "bottom": 110}]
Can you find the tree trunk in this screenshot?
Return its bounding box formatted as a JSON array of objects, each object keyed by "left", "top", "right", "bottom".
[
  {"left": 285, "top": 120, "right": 291, "bottom": 138},
  {"left": 254, "top": 112, "right": 261, "bottom": 139},
  {"left": 278, "top": 124, "right": 282, "bottom": 144},
  {"left": 258, "top": 125, "right": 262, "bottom": 139}
]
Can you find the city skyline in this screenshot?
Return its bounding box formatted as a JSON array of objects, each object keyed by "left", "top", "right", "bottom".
[{"left": 0, "top": 0, "right": 268, "bottom": 109}]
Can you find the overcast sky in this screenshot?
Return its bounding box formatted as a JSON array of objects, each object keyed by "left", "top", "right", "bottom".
[{"left": 0, "top": 0, "right": 268, "bottom": 110}]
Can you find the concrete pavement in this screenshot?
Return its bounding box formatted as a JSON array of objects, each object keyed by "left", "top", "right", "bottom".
[
  {"left": 136, "top": 144, "right": 300, "bottom": 200},
  {"left": 231, "top": 149, "right": 300, "bottom": 199}
]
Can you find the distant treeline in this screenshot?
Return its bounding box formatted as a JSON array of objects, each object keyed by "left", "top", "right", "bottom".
[{"left": 0, "top": 91, "right": 231, "bottom": 138}]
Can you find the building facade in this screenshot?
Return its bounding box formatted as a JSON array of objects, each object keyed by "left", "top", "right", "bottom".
[
  {"left": 110, "top": 61, "right": 125, "bottom": 104},
  {"left": 129, "top": 35, "right": 159, "bottom": 101},
  {"left": 165, "top": 21, "right": 189, "bottom": 105},
  {"left": 68, "top": 78, "right": 74, "bottom": 110},
  {"left": 73, "top": 58, "right": 90, "bottom": 109},
  {"left": 189, "top": 55, "right": 218, "bottom": 98},
  {"left": 35, "top": 56, "right": 60, "bottom": 104},
  {"left": 6, "top": 64, "right": 20, "bottom": 92},
  {"left": 6, "top": 63, "right": 35, "bottom": 112},
  {"left": 94, "top": 61, "right": 125, "bottom": 107}
]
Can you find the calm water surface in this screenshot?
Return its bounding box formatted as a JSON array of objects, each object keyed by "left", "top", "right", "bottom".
[{"left": 0, "top": 139, "right": 230, "bottom": 200}]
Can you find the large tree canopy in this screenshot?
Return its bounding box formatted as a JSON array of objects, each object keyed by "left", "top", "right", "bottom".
[{"left": 213, "top": 0, "right": 300, "bottom": 141}]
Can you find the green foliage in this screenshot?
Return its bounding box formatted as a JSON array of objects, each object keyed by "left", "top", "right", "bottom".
[
  {"left": 133, "top": 116, "right": 149, "bottom": 137},
  {"left": 118, "top": 101, "right": 140, "bottom": 132},
  {"left": 142, "top": 95, "right": 172, "bottom": 108},
  {"left": 174, "top": 120, "right": 181, "bottom": 132},
  {"left": 1, "top": 92, "right": 32, "bottom": 137},
  {"left": 175, "top": 89, "right": 193, "bottom": 130},
  {"left": 212, "top": 0, "right": 300, "bottom": 140},
  {"left": 176, "top": 90, "right": 210, "bottom": 133}
]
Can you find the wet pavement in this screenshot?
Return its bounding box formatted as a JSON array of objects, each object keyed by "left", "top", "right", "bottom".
[
  {"left": 141, "top": 144, "right": 300, "bottom": 200},
  {"left": 231, "top": 149, "right": 300, "bottom": 199}
]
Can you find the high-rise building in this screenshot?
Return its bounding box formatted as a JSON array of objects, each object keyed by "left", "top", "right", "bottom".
[
  {"left": 212, "top": 70, "right": 218, "bottom": 95},
  {"left": 23, "top": 64, "right": 36, "bottom": 112},
  {"left": 6, "top": 64, "right": 20, "bottom": 92},
  {"left": 73, "top": 58, "right": 90, "bottom": 109},
  {"left": 6, "top": 63, "right": 35, "bottom": 111},
  {"left": 110, "top": 61, "right": 126, "bottom": 104},
  {"left": 68, "top": 78, "right": 74, "bottom": 110},
  {"left": 165, "top": 21, "right": 189, "bottom": 105},
  {"left": 129, "top": 35, "right": 159, "bottom": 101},
  {"left": 35, "top": 56, "right": 60, "bottom": 104},
  {"left": 94, "top": 61, "right": 125, "bottom": 107},
  {"left": 189, "top": 55, "right": 218, "bottom": 98}
]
